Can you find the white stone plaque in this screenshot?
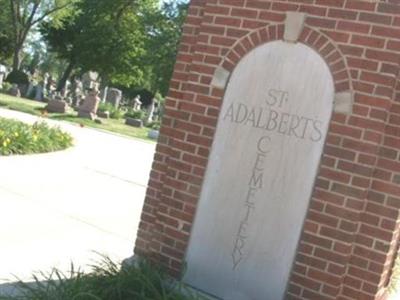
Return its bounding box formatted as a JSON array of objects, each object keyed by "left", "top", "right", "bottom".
[{"left": 184, "top": 41, "right": 334, "bottom": 300}]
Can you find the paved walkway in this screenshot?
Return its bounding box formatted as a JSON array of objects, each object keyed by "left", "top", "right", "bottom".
[{"left": 0, "top": 108, "right": 155, "bottom": 284}]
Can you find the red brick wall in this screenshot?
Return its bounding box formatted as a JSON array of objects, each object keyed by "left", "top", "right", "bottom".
[{"left": 135, "top": 1, "right": 400, "bottom": 299}]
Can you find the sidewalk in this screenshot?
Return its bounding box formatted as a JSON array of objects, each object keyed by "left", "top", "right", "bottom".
[{"left": 0, "top": 108, "right": 155, "bottom": 284}]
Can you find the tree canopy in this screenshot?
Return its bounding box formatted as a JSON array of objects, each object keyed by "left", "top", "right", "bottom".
[
  {"left": 6, "top": 0, "right": 76, "bottom": 70},
  {"left": 0, "top": 0, "right": 14, "bottom": 62},
  {"left": 0, "top": 0, "right": 188, "bottom": 96},
  {"left": 41, "top": 0, "right": 187, "bottom": 95}
]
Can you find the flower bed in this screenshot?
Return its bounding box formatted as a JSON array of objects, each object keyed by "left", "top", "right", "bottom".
[{"left": 0, "top": 117, "right": 73, "bottom": 156}]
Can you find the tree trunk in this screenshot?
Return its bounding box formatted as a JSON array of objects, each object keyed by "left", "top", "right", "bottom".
[
  {"left": 57, "top": 61, "right": 75, "bottom": 92},
  {"left": 12, "top": 46, "right": 21, "bottom": 70}
]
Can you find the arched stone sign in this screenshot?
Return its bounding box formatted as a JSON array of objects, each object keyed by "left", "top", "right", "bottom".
[{"left": 184, "top": 41, "right": 334, "bottom": 300}]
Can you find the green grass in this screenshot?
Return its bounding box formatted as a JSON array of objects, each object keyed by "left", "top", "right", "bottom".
[
  {"left": 0, "top": 93, "right": 154, "bottom": 142},
  {"left": 0, "top": 256, "right": 206, "bottom": 300},
  {"left": 0, "top": 117, "right": 73, "bottom": 156},
  {"left": 0, "top": 94, "right": 45, "bottom": 115}
]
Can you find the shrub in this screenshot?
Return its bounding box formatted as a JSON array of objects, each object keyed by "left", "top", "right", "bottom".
[
  {"left": 0, "top": 255, "right": 205, "bottom": 300},
  {"left": 98, "top": 102, "right": 125, "bottom": 119},
  {"left": 147, "top": 121, "right": 161, "bottom": 130},
  {"left": 0, "top": 82, "right": 12, "bottom": 93},
  {"left": 125, "top": 109, "right": 145, "bottom": 120},
  {"left": 0, "top": 118, "right": 73, "bottom": 156},
  {"left": 5, "top": 70, "right": 29, "bottom": 85}
]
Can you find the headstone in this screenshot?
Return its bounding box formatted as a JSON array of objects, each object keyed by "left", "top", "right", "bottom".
[
  {"left": 106, "top": 88, "right": 122, "bottom": 108},
  {"left": 78, "top": 89, "right": 100, "bottom": 120},
  {"left": 45, "top": 99, "right": 70, "bottom": 113},
  {"left": 26, "top": 82, "right": 34, "bottom": 98},
  {"left": 97, "top": 111, "right": 110, "bottom": 119},
  {"left": 125, "top": 117, "right": 143, "bottom": 128},
  {"left": 35, "top": 83, "right": 44, "bottom": 101},
  {"left": 100, "top": 86, "right": 108, "bottom": 103},
  {"left": 9, "top": 84, "right": 20, "bottom": 97},
  {"left": 0, "top": 64, "right": 6, "bottom": 89},
  {"left": 184, "top": 41, "right": 334, "bottom": 300},
  {"left": 146, "top": 99, "right": 156, "bottom": 123}
]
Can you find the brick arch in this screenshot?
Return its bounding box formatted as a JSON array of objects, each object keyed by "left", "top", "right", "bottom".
[{"left": 220, "top": 24, "right": 352, "bottom": 94}]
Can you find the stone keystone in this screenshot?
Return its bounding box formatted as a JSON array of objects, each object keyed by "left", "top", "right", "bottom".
[
  {"left": 334, "top": 91, "right": 354, "bottom": 114},
  {"left": 211, "top": 67, "right": 230, "bottom": 90},
  {"left": 284, "top": 12, "right": 307, "bottom": 43}
]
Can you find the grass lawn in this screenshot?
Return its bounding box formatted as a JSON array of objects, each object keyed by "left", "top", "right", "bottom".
[{"left": 0, "top": 93, "right": 154, "bottom": 142}]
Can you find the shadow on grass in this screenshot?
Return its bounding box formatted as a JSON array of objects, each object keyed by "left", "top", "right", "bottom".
[{"left": 49, "top": 114, "right": 79, "bottom": 120}]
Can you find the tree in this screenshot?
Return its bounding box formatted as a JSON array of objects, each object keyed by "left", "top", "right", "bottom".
[
  {"left": 41, "top": 0, "right": 156, "bottom": 90},
  {"left": 142, "top": 1, "right": 188, "bottom": 95},
  {"left": 8, "top": 0, "right": 74, "bottom": 70},
  {"left": 0, "top": 0, "right": 14, "bottom": 62},
  {"left": 40, "top": 0, "right": 188, "bottom": 95},
  {"left": 40, "top": 15, "right": 81, "bottom": 90}
]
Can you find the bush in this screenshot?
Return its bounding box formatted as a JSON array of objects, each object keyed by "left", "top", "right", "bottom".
[
  {"left": 98, "top": 102, "right": 125, "bottom": 119},
  {"left": 5, "top": 70, "right": 29, "bottom": 85},
  {"left": 0, "top": 256, "right": 205, "bottom": 300},
  {"left": 0, "top": 118, "right": 73, "bottom": 156},
  {"left": 125, "top": 109, "right": 145, "bottom": 120},
  {"left": 0, "top": 82, "right": 12, "bottom": 93},
  {"left": 147, "top": 121, "right": 161, "bottom": 130}
]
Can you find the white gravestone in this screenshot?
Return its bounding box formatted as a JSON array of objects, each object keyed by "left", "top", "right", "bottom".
[{"left": 184, "top": 41, "right": 334, "bottom": 300}]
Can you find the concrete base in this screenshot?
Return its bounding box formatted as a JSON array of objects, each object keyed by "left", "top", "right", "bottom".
[{"left": 78, "top": 111, "right": 96, "bottom": 120}]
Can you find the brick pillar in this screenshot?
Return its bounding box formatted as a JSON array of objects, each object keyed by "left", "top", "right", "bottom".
[{"left": 135, "top": 1, "right": 400, "bottom": 298}]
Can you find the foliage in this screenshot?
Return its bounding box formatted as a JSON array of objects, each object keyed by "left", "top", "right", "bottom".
[
  {"left": 0, "top": 0, "right": 14, "bottom": 61},
  {"left": 125, "top": 109, "right": 145, "bottom": 120},
  {"left": 7, "top": 0, "right": 77, "bottom": 70},
  {"left": 142, "top": 1, "right": 188, "bottom": 95},
  {"left": 40, "top": 0, "right": 188, "bottom": 95},
  {"left": 0, "top": 117, "right": 73, "bottom": 155},
  {"left": 98, "top": 102, "right": 125, "bottom": 120},
  {"left": 0, "top": 82, "right": 12, "bottom": 93},
  {"left": 41, "top": 0, "right": 157, "bottom": 89},
  {"left": 5, "top": 70, "right": 29, "bottom": 85},
  {"left": 147, "top": 121, "right": 161, "bottom": 131},
  {"left": 0, "top": 256, "right": 204, "bottom": 300}
]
